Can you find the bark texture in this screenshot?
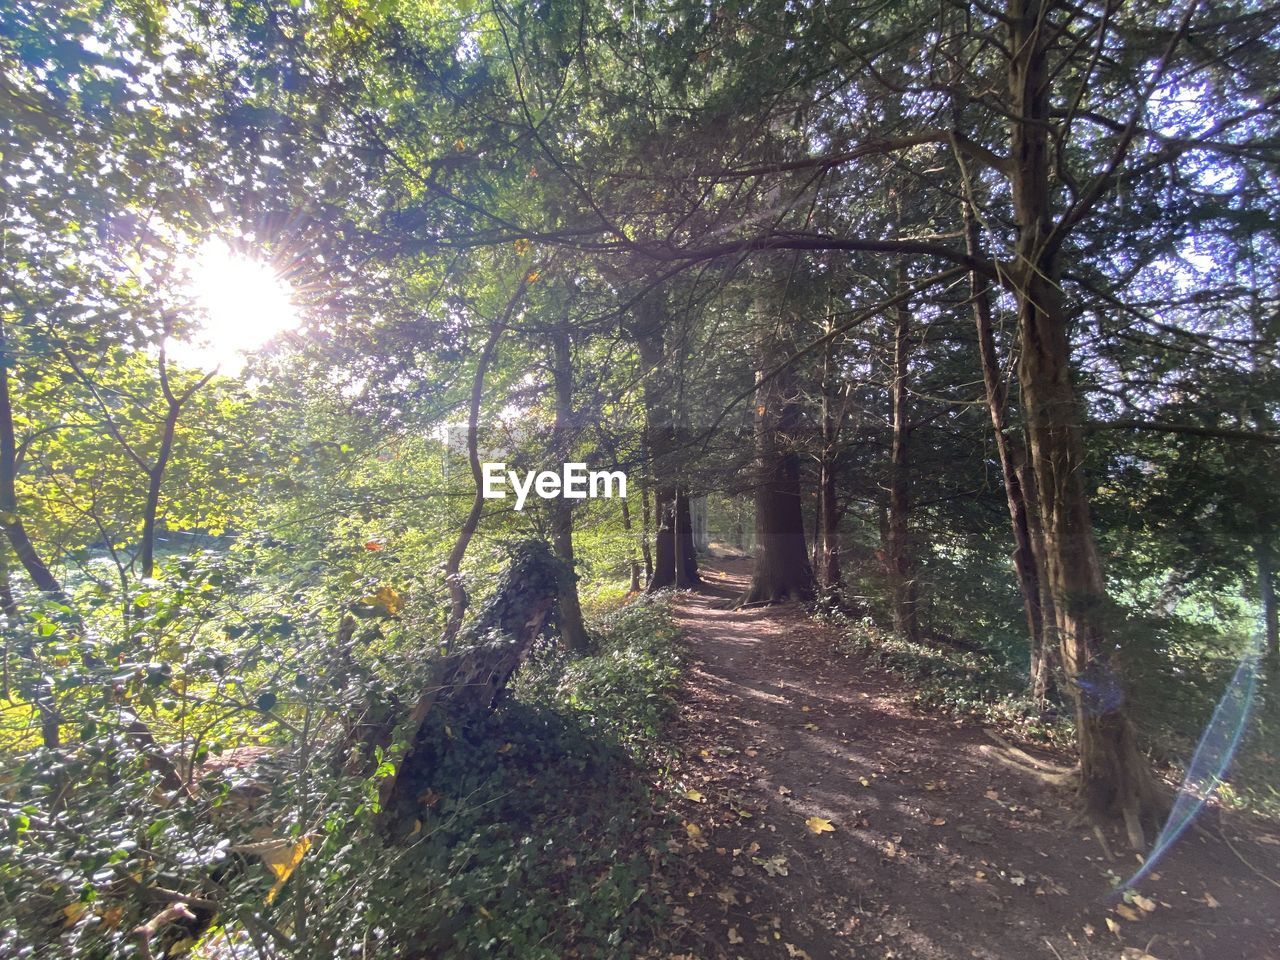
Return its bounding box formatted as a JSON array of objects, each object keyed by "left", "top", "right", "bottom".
[
  {"left": 1007, "top": 0, "right": 1158, "bottom": 845},
  {"left": 887, "top": 271, "right": 920, "bottom": 642},
  {"left": 631, "top": 297, "right": 700, "bottom": 591},
  {"left": 379, "top": 540, "right": 566, "bottom": 833},
  {"left": 963, "top": 202, "right": 1055, "bottom": 698},
  {"left": 742, "top": 330, "right": 815, "bottom": 605},
  {"left": 549, "top": 326, "right": 591, "bottom": 653}
]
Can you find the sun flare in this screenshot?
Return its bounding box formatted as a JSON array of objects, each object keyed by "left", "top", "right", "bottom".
[{"left": 177, "top": 239, "right": 298, "bottom": 371}]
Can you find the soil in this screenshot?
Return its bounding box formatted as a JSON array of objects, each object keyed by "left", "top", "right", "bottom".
[{"left": 657, "top": 559, "right": 1280, "bottom": 960}]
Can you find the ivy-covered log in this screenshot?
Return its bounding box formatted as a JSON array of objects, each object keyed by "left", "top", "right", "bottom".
[{"left": 377, "top": 540, "right": 567, "bottom": 831}]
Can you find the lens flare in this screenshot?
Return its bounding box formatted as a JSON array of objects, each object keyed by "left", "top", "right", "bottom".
[{"left": 1124, "top": 639, "right": 1261, "bottom": 889}]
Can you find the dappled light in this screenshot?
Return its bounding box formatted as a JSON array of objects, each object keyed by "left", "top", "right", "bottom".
[{"left": 2, "top": 1, "right": 1279, "bottom": 958}]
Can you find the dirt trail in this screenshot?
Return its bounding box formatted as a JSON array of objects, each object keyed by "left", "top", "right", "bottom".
[{"left": 660, "top": 559, "right": 1280, "bottom": 960}]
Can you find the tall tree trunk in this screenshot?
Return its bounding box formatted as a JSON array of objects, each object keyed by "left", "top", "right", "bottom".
[
  {"left": 138, "top": 407, "right": 178, "bottom": 580},
  {"left": 0, "top": 323, "right": 65, "bottom": 598},
  {"left": 0, "top": 320, "right": 64, "bottom": 747},
  {"left": 676, "top": 488, "right": 700, "bottom": 584},
  {"left": 887, "top": 268, "right": 920, "bottom": 643},
  {"left": 742, "top": 331, "right": 815, "bottom": 605},
  {"left": 549, "top": 326, "right": 591, "bottom": 653},
  {"left": 963, "top": 201, "right": 1054, "bottom": 698},
  {"left": 620, "top": 497, "right": 641, "bottom": 592},
  {"left": 817, "top": 332, "right": 843, "bottom": 592},
  {"left": 641, "top": 471, "right": 653, "bottom": 586},
  {"left": 441, "top": 325, "right": 502, "bottom": 649},
  {"left": 632, "top": 297, "right": 699, "bottom": 591},
  {"left": 1008, "top": 0, "right": 1157, "bottom": 845}
]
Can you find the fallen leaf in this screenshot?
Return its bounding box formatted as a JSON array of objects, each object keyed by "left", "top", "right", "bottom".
[
  {"left": 1114, "top": 904, "right": 1141, "bottom": 922},
  {"left": 1105, "top": 917, "right": 1121, "bottom": 936},
  {"left": 785, "top": 944, "right": 812, "bottom": 959},
  {"left": 984, "top": 788, "right": 1000, "bottom": 801},
  {"left": 806, "top": 816, "right": 836, "bottom": 835},
  {"left": 932, "top": 817, "right": 946, "bottom": 826},
  {"left": 858, "top": 777, "right": 871, "bottom": 787},
  {"left": 803, "top": 723, "right": 819, "bottom": 731},
  {"left": 1198, "top": 892, "right": 1221, "bottom": 909},
  {"left": 1132, "top": 893, "right": 1157, "bottom": 913},
  {"left": 727, "top": 927, "right": 744, "bottom": 944},
  {"left": 685, "top": 789, "right": 706, "bottom": 803},
  {"left": 754, "top": 854, "right": 789, "bottom": 876}
]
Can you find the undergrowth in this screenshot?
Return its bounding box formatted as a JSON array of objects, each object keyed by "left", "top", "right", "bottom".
[
  {"left": 292, "top": 592, "right": 685, "bottom": 960},
  {"left": 817, "top": 609, "right": 1072, "bottom": 746}
]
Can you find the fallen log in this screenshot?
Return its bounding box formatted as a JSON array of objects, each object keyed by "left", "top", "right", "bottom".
[{"left": 376, "top": 539, "right": 567, "bottom": 832}]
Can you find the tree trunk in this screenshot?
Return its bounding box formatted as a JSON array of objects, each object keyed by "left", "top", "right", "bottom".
[
  {"left": 742, "top": 332, "right": 815, "bottom": 605},
  {"left": 631, "top": 297, "right": 699, "bottom": 592},
  {"left": 817, "top": 333, "right": 843, "bottom": 592},
  {"left": 641, "top": 472, "right": 653, "bottom": 586},
  {"left": 441, "top": 323, "right": 502, "bottom": 649},
  {"left": 0, "top": 320, "right": 63, "bottom": 747},
  {"left": 1007, "top": 0, "right": 1157, "bottom": 845},
  {"left": 0, "top": 324, "right": 66, "bottom": 599},
  {"left": 138, "top": 405, "right": 180, "bottom": 580},
  {"left": 963, "top": 201, "right": 1054, "bottom": 698},
  {"left": 549, "top": 326, "right": 591, "bottom": 653},
  {"left": 887, "top": 269, "right": 920, "bottom": 642},
  {"left": 620, "top": 497, "right": 641, "bottom": 592}
]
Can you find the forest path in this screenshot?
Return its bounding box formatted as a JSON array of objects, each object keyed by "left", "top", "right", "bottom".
[{"left": 658, "top": 558, "right": 1280, "bottom": 960}]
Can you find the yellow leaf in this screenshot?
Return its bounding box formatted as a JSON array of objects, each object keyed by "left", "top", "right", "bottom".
[
  {"left": 805, "top": 816, "right": 835, "bottom": 835},
  {"left": 1105, "top": 917, "right": 1121, "bottom": 936},
  {"left": 374, "top": 585, "right": 404, "bottom": 615},
  {"left": 497, "top": 742, "right": 513, "bottom": 754},
  {"left": 62, "top": 902, "right": 88, "bottom": 926},
  {"left": 477, "top": 905, "right": 493, "bottom": 919},
  {"left": 685, "top": 789, "right": 705, "bottom": 802},
  {"left": 410, "top": 819, "right": 422, "bottom": 836},
  {"left": 261, "top": 836, "right": 311, "bottom": 904},
  {"left": 859, "top": 777, "right": 871, "bottom": 787},
  {"left": 803, "top": 723, "right": 819, "bottom": 731},
  {"left": 1132, "top": 893, "right": 1156, "bottom": 913},
  {"left": 1114, "top": 904, "right": 1141, "bottom": 922},
  {"left": 685, "top": 822, "right": 703, "bottom": 839},
  {"left": 359, "top": 585, "right": 404, "bottom": 615},
  {"left": 526, "top": 270, "right": 540, "bottom": 283}
]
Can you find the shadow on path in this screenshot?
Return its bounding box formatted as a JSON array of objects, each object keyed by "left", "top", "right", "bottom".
[{"left": 657, "top": 559, "right": 1280, "bottom": 960}]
